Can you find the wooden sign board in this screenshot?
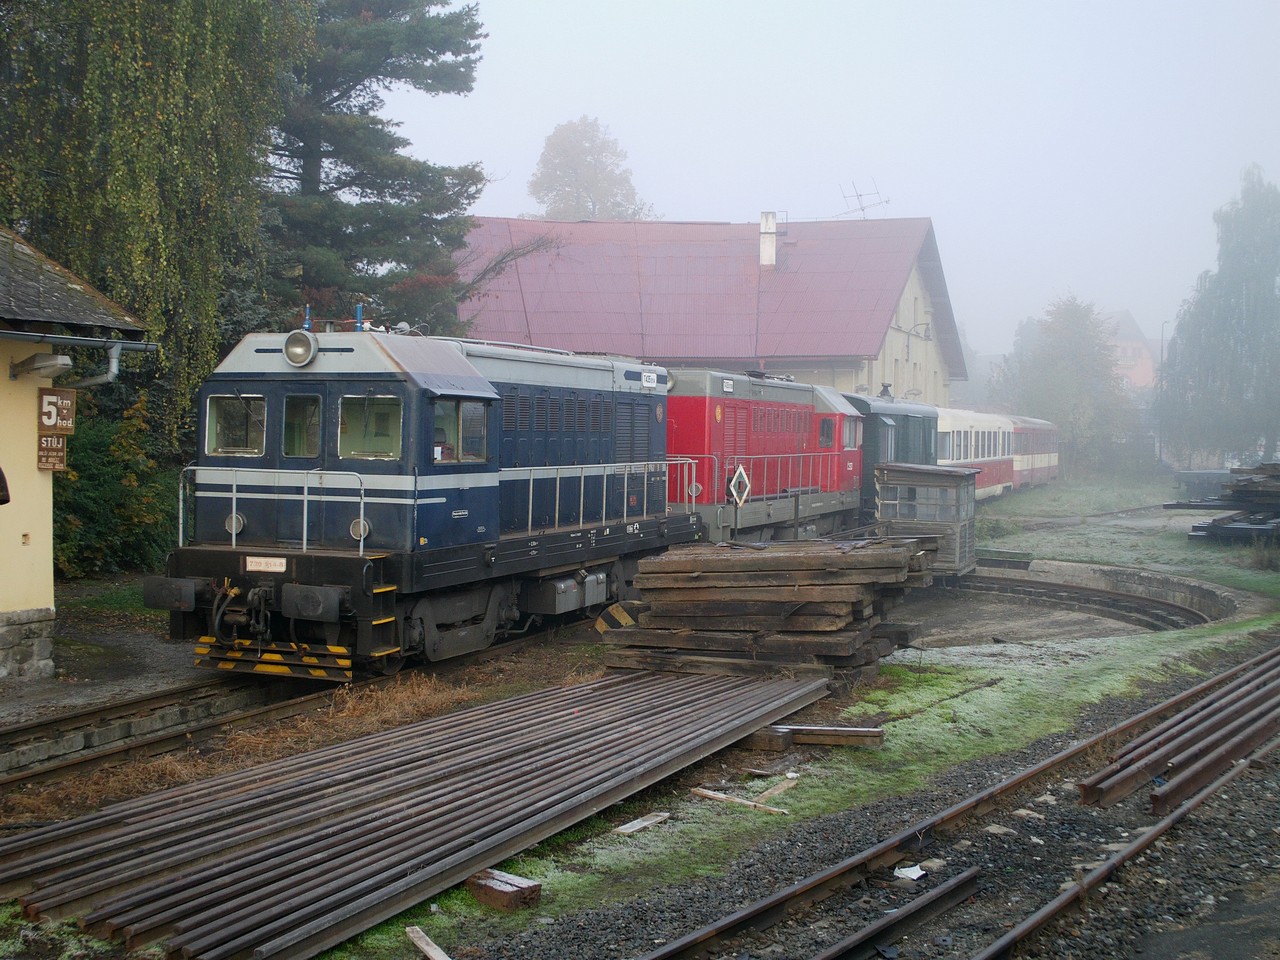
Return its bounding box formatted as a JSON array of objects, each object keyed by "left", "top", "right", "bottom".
[
  {"left": 38, "top": 387, "right": 76, "bottom": 435},
  {"left": 37, "top": 433, "right": 68, "bottom": 471}
]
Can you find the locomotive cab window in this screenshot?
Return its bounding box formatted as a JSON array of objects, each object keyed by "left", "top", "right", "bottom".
[
  {"left": 206, "top": 394, "right": 266, "bottom": 456},
  {"left": 433, "top": 398, "right": 488, "bottom": 463},
  {"left": 818, "top": 416, "right": 836, "bottom": 448},
  {"left": 282, "top": 394, "right": 321, "bottom": 458},
  {"left": 338, "top": 395, "right": 402, "bottom": 460}
]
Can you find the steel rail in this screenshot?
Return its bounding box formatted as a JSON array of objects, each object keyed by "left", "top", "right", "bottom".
[
  {"left": 248, "top": 679, "right": 828, "bottom": 960},
  {"left": 1150, "top": 706, "right": 1280, "bottom": 813},
  {"left": 10, "top": 672, "right": 702, "bottom": 894},
  {"left": 1083, "top": 675, "right": 1280, "bottom": 807},
  {"left": 0, "top": 679, "right": 241, "bottom": 745},
  {"left": 0, "top": 678, "right": 349, "bottom": 790},
  {"left": 6, "top": 672, "right": 827, "bottom": 960},
  {"left": 90, "top": 676, "right": 726, "bottom": 941},
  {"left": 1100, "top": 645, "right": 1280, "bottom": 763},
  {"left": 809, "top": 865, "right": 982, "bottom": 960},
  {"left": 0, "top": 626, "right": 561, "bottom": 791},
  {"left": 968, "top": 735, "right": 1280, "bottom": 960},
  {"left": 174, "top": 676, "right": 826, "bottom": 960},
  {"left": 71, "top": 674, "right": 745, "bottom": 926}
]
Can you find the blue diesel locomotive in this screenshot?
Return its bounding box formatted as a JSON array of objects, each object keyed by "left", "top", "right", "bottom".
[{"left": 143, "top": 329, "right": 702, "bottom": 680}]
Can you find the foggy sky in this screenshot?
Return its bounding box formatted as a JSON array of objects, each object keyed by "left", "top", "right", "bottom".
[{"left": 383, "top": 0, "right": 1280, "bottom": 355}]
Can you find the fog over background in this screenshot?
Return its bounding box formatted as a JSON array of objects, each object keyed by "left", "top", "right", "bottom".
[{"left": 384, "top": 0, "right": 1280, "bottom": 355}]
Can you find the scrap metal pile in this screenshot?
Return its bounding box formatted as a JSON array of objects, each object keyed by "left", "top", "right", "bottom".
[
  {"left": 1166, "top": 462, "right": 1280, "bottom": 542},
  {"left": 601, "top": 538, "right": 935, "bottom": 689}
]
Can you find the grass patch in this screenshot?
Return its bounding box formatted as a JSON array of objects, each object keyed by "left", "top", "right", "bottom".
[
  {"left": 57, "top": 580, "right": 153, "bottom": 615},
  {"left": 979, "top": 476, "right": 1175, "bottom": 519},
  {"left": 0, "top": 901, "right": 135, "bottom": 959}
]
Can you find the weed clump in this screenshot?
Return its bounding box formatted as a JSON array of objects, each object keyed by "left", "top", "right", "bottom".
[{"left": 1248, "top": 537, "right": 1280, "bottom": 571}]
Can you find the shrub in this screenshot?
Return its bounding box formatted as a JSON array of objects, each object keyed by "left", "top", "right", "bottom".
[{"left": 54, "top": 398, "right": 177, "bottom": 577}]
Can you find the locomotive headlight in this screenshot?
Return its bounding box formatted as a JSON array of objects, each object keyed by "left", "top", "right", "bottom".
[
  {"left": 225, "top": 513, "right": 245, "bottom": 535},
  {"left": 284, "top": 329, "right": 319, "bottom": 367}
]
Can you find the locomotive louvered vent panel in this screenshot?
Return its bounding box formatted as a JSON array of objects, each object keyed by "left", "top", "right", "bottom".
[
  {"left": 502, "top": 392, "right": 518, "bottom": 431},
  {"left": 518, "top": 395, "right": 531, "bottom": 431},
  {"left": 563, "top": 395, "right": 577, "bottom": 432},
  {"left": 577, "top": 398, "right": 589, "bottom": 433},
  {"left": 733, "top": 407, "right": 749, "bottom": 456},
  {"left": 534, "top": 395, "right": 548, "bottom": 431},
  {"left": 634, "top": 413, "right": 650, "bottom": 458},
  {"left": 549, "top": 396, "right": 561, "bottom": 432},
  {"left": 603, "top": 402, "right": 612, "bottom": 434},
  {"left": 590, "top": 397, "right": 603, "bottom": 433},
  {"left": 616, "top": 402, "right": 634, "bottom": 461}
]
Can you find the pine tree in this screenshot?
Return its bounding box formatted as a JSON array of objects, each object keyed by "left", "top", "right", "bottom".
[{"left": 266, "top": 0, "right": 486, "bottom": 333}]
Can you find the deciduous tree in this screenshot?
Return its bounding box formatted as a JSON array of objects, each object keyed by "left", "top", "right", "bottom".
[
  {"left": 990, "top": 295, "right": 1136, "bottom": 476},
  {"left": 0, "top": 0, "right": 307, "bottom": 437},
  {"left": 527, "top": 116, "right": 657, "bottom": 220}
]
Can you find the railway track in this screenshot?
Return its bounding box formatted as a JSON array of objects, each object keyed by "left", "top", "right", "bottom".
[
  {"left": 939, "top": 573, "right": 1211, "bottom": 630},
  {"left": 2, "top": 576, "right": 1211, "bottom": 792},
  {"left": 0, "top": 629, "right": 558, "bottom": 791},
  {"left": 637, "top": 644, "right": 1280, "bottom": 960}
]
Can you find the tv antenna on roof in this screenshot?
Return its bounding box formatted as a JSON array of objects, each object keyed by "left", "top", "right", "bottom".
[{"left": 836, "top": 179, "right": 890, "bottom": 219}]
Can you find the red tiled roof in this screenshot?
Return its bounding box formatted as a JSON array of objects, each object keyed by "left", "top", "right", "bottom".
[{"left": 456, "top": 216, "right": 965, "bottom": 376}]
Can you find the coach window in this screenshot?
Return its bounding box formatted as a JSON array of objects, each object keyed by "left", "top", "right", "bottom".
[
  {"left": 207, "top": 395, "right": 265, "bottom": 456},
  {"left": 283, "top": 395, "right": 321, "bottom": 458},
  {"left": 338, "top": 395, "right": 402, "bottom": 460},
  {"left": 843, "top": 416, "right": 862, "bottom": 451}
]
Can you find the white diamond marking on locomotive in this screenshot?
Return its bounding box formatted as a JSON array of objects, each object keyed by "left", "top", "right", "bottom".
[{"left": 730, "top": 465, "right": 751, "bottom": 507}]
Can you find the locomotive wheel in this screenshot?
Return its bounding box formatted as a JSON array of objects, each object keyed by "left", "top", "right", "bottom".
[{"left": 374, "top": 654, "right": 405, "bottom": 676}]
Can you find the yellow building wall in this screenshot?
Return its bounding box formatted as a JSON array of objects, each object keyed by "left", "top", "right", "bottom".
[
  {"left": 1, "top": 343, "right": 57, "bottom": 613},
  {"left": 769, "top": 265, "right": 953, "bottom": 407}
]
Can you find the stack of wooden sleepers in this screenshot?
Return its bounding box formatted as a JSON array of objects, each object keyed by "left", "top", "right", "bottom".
[
  {"left": 601, "top": 538, "right": 936, "bottom": 690},
  {"left": 1175, "top": 462, "right": 1280, "bottom": 542}
]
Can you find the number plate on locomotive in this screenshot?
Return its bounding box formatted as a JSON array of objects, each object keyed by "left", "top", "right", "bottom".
[{"left": 246, "top": 556, "right": 288, "bottom": 573}]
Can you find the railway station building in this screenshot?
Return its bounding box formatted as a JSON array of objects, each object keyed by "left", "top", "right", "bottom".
[
  {"left": 0, "top": 227, "right": 154, "bottom": 680},
  {"left": 454, "top": 213, "right": 967, "bottom": 405}
]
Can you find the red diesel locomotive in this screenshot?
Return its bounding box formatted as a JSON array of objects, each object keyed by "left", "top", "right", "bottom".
[{"left": 665, "top": 368, "right": 863, "bottom": 542}]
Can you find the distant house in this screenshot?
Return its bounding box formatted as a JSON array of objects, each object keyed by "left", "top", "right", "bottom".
[
  {"left": 0, "top": 227, "right": 155, "bottom": 680},
  {"left": 1104, "top": 310, "right": 1158, "bottom": 392},
  {"left": 456, "top": 214, "right": 967, "bottom": 405}
]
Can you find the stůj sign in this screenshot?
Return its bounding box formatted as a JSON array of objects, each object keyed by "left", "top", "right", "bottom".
[{"left": 37, "top": 387, "right": 76, "bottom": 470}]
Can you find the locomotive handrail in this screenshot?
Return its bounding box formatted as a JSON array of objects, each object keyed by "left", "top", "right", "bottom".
[
  {"left": 500, "top": 458, "right": 698, "bottom": 535},
  {"left": 719, "top": 450, "right": 848, "bottom": 502},
  {"left": 179, "top": 466, "right": 369, "bottom": 555}
]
